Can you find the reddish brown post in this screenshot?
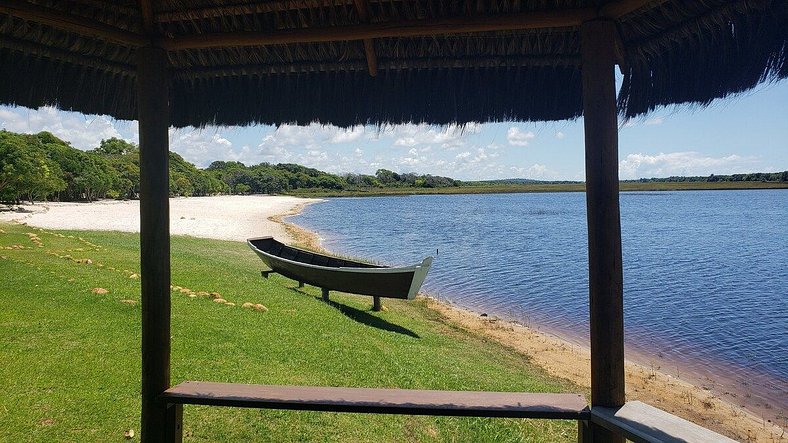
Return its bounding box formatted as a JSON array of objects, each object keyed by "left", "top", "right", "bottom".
[
  {"left": 137, "top": 45, "right": 173, "bottom": 443},
  {"left": 580, "top": 19, "right": 626, "bottom": 443}
]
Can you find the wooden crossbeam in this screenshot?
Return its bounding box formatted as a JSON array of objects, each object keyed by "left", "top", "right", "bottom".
[
  {"left": 155, "top": 0, "right": 355, "bottom": 23},
  {"left": 0, "top": 35, "right": 133, "bottom": 73},
  {"left": 4, "top": 0, "right": 662, "bottom": 52},
  {"left": 154, "top": 0, "right": 659, "bottom": 24},
  {"left": 0, "top": 0, "right": 146, "bottom": 46},
  {"left": 598, "top": 0, "right": 666, "bottom": 20},
  {"left": 159, "top": 9, "right": 597, "bottom": 50}
]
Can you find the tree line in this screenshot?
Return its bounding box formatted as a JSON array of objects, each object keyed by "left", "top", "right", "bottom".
[
  {"left": 627, "top": 172, "right": 788, "bottom": 183},
  {"left": 0, "top": 130, "right": 458, "bottom": 203}
]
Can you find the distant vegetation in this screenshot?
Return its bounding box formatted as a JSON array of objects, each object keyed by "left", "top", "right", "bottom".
[
  {"left": 0, "top": 129, "right": 785, "bottom": 203},
  {"left": 0, "top": 130, "right": 458, "bottom": 203}
]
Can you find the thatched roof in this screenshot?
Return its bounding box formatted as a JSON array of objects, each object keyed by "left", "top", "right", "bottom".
[{"left": 0, "top": 0, "right": 786, "bottom": 127}]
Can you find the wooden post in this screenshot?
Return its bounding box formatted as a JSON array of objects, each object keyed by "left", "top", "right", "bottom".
[
  {"left": 137, "top": 45, "right": 173, "bottom": 443},
  {"left": 164, "top": 404, "right": 183, "bottom": 443},
  {"left": 298, "top": 281, "right": 304, "bottom": 288},
  {"left": 372, "top": 296, "right": 382, "bottom": 311},
  {"left": 322, "top": 288, "right": 329, "bottom": 302},
  {"left": 580, "top": 20, "right": 626, "bottom": 443},
  {"left": 578, "top": 419, "right": 593, "bottom": 443}
]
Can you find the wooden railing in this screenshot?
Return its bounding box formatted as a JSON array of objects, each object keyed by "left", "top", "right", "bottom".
[{"left": 160, "top": 381, "right": 735, "bottom": 442}]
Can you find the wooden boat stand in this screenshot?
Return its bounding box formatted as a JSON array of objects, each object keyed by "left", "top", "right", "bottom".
[{"left": 262, "top": 270, "right": 384, "bottom": 311}]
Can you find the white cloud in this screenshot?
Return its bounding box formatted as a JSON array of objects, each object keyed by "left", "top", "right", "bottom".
[
  {"left": 621, "top": 115, "right": 666, "bottom": 128},
  {"left": 506, "top": 127, "right": 535, "bottom": 146},
  {"left": 556, "top": 131, "right": 566, "bottom": 139},
  {"left": 0, "top": 106, "right": 132, "bottom": 150},
  {"left": 618, "top": 151, "right": 759, "bottom": 179},
  {"left": 386, "top": 123, "right": 478, "bottom": 150},
  {"left": 306, "top": 150, "right": 328, "bottom": 161},
  {"left": 527, "top": 164, "right": 548, "bottom": 177},
  {"left": 507, "top": 163, "right": 560, "bottom": 180},
  {"left": 169, "top": 128, "right": 241, "bottom": 167},
  {"left": 328, "top": 125, "right": 364, "bottom": 143}
]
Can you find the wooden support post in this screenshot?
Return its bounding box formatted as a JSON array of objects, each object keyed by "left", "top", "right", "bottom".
[
  {"left": 322, "top": 288, "right": 330, "bottom": 302},
  {"left": 137, "top": 45, "right": 172, "bottom": 443},
  {"left": 261, "top": 270, "right": 271, "bottom": 279},
  {"left": 164, "top": 404, "right": 183, "bottom": 443},
  {"left": 372, "top": 296, "right": 382, "bottom": 311},
  {"left": 580, "top": 20, "right": 626, "bottom": 443},
  {"left": 298, "top": 281, "right": 304, "bottom": 288},
  {"left": 578, "top": 419, "right": 593, "bottom": 443}
]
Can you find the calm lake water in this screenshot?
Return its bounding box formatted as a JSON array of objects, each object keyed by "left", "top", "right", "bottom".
[{"left": 291, "top": 190, "right": 787, "bottom": 415}]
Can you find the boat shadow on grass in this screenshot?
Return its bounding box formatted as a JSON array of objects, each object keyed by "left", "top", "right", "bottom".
[{"left": 292, "top": 288, "right": 420, "bottom": 338}]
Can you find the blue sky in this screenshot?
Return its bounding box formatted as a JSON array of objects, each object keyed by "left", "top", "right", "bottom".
[{"left": 1, "top": 78, "right": 786, "bottom": 181}]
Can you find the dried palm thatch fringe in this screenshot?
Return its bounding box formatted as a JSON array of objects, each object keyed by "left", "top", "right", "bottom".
[
  {"left": 0, "top": 0, "right": 785, "bottom": 126},
  {"left": 618, "top": 0, "right": 788, "bottom": 118}
]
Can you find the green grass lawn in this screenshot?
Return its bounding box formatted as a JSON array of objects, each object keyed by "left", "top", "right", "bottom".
[{"left": 0, "top": 222, "right": 579, "bottom": 442}]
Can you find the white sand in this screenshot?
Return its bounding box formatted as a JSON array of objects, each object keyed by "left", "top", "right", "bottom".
[{"left": 0, "top": 195, "right": 321, "bottom": 243}]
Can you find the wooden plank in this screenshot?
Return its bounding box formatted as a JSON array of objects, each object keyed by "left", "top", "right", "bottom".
[
  {"left": 580, "top": 20, "right": 625, "bottom": 443},
  {"left": 162, "top": 382, "right": 589, "bottom": 419},
  {"left": 591, "top": 401, "right": 737, "bottom": 443},
  {"left": 0, "top": 0, "right": 147, "bottom": 46},
  {"left": 137, "top": 45, "right": 172, "bottom": 443},
  {"left": 159, "top": 9, "right": 597, "bottom": 50}
]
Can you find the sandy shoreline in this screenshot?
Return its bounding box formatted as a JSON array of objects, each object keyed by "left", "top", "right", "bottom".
[
  {"left": 278, "top": 201, "right": 786, "bottom": 442},
  {"left": 2, "top": 195, "right": 785, "bottom": 441},
  {"left": 0, "top": 195, "right": 321, "bottom": 243}
]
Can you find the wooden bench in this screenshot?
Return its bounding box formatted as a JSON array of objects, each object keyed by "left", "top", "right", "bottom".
[
  {"left": 590, "top": 401, "right": 736, "bottom": 443},
  {"left": 161, "top": 381, "right": 590, "bottom": 441}
]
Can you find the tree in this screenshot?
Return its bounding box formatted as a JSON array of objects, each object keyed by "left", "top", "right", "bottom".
[
  {"left": 0, "top": 131, "right": 65, "bottom": 203},
  {"left": 93, "top": 137, "right": 137, "bottom": 156},
  {"left": 375, "top": 169, "right": 399, "bottom": 184}
]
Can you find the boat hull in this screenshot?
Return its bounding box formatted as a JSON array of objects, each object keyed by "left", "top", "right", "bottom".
[{"left": 247, "top": 237, "right": 432, "bottom": 300}]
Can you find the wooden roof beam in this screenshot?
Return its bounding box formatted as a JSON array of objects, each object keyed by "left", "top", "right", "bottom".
[
  {"left": 353, "top": 0, "right": 378, "bottom": 77},
  {"left": 0, "top": 0, "right": 147, "bottom": 47},
  {"left": 156, "top": 0, "right": 355, "bottom": 23},
  {"left": 160, "top": 9, "right": 597, "bottom": 50},
  {"left": 1, "top": 0, "right": 659, "bottom": 52},
  {"left": 598, "top": 0, "right": 667, "bottom": 20},
  {"left": 155, "top": 0, "right": 657, "bottom": 24}
]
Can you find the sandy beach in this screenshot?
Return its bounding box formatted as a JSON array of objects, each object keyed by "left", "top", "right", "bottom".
[
  {"left": 2, "top": 195, "right": 784, "bottom": 441},
  {"left": 0, "top": 195, "right": 321, "bottom": 243}
]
